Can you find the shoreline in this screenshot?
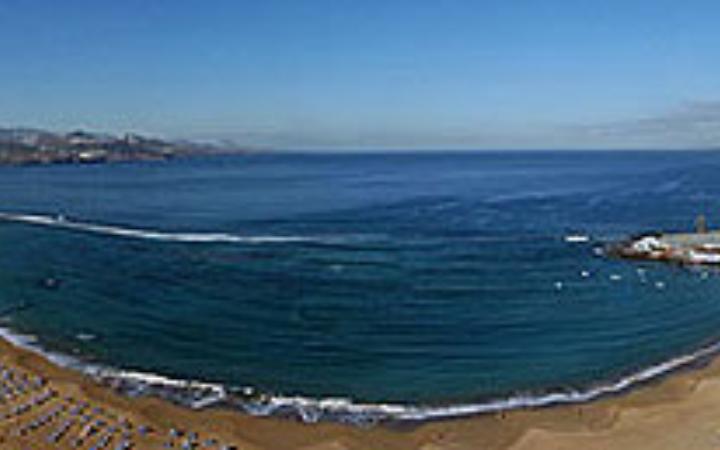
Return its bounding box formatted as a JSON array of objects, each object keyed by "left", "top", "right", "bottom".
[
  {"left": 8, "top": 311, "right": 720, "bottom": 426},
  {"left": 3, "top": 333, "right": 720, "bottom": 448}
]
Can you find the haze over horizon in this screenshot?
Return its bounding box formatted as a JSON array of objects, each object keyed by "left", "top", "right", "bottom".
[{"left": 1, "top": 0, "right": 719, "bottom": 150}]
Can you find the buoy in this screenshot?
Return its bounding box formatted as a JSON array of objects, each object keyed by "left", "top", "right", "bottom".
[{"left": 40, "top": 278, "right": 61, "bottom": 290}]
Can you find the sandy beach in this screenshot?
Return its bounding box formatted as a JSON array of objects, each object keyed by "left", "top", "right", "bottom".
[{"left": 1, "top": 335, "right": 720, "bottom": 449}]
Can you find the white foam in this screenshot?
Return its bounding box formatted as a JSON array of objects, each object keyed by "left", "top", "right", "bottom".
[
  {"left": 93, "top": 367, "right": 225, "bottom": 393},
  {"left": 76, "top": 334, "right": 95, "bottom": 342},
  {"left": 0, "top": 326, "right": 81, "bottom": 369},
  {"left": 249, "top": 339, "right": 720, "bottom": 422},
  {"left": 0, "top": 212, "right": 315, "bottom": 244},
  {"left": 0, "top": 317, "right": 718, "bottom": 424}
]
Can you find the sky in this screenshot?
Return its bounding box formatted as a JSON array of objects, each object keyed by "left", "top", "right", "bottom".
[{"left": 1, "top": 0, "right": 719, "bottom": 150}]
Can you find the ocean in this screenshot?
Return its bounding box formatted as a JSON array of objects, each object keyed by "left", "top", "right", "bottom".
[{"left": 1, "top": 150, "right": 720, "bottom": 423}]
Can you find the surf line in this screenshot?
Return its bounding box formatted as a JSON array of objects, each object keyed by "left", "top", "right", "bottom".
[{"left": 0, "top": 212, "right": 313, "bottom": 244}]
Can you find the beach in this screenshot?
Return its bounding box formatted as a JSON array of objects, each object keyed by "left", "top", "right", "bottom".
[{"left": 2, "top": 333, "right": 720, "bottom": 449}]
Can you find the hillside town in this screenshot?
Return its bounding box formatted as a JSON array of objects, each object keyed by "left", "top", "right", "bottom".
[{"left": 0, "top": 128, "right": 236, "bottom": 165}]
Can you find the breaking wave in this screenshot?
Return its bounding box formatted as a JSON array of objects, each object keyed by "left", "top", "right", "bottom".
[
  {"left": 0, "top": 322, "right": 717, "bottom": 425},
  {"left": 0, "top": 212, "right": 317, "bottom": 244}
]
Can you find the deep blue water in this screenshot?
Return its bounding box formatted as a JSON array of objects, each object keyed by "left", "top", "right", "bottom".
[{"left": 1, "top": 151, "right": 720, "bottom": 421}]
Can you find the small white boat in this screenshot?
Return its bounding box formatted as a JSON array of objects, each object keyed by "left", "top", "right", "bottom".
[{"left": 564, "top": 234, "right": 590, "bottom": 243}]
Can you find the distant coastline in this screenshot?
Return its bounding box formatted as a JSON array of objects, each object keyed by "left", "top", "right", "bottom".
[{"left": 0, "top": 127, "right": 245, "bottom": 166}]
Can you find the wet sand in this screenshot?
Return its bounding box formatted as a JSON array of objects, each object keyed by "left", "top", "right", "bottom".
[{"left": 2, "top": 336, "right": 720, "bottom": 449}]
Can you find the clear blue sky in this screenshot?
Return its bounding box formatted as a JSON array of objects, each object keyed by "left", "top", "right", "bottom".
[{"left": 1, "top": 0, "right": 719, "bottom": 149}]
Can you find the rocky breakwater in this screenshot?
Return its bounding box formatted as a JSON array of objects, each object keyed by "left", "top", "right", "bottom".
[{"left": 608, "top": 232, "right": 720, "bottom": 265}]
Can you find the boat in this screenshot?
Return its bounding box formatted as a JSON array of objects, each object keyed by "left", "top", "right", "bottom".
[{"left": 564, "top": 234, "right": 590, "bottom": 243}]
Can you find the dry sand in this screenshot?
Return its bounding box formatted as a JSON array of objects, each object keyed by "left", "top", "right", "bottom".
[{"left": 2, "top": 335, "right": 720, "bottom": 449}]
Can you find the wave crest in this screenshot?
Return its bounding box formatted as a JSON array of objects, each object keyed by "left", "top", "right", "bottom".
[
  {"left": 0, "top": 212, "right": 314, "bottom": 244},
  {"left": 84, "top": 340, "right": 720, "bottom": 424},
  {"left": 0, "top": 322, "right": 717, "bottom": 425}
]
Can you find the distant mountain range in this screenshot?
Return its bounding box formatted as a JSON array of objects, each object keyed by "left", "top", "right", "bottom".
[{"left": 0, "top": 128, "right": 243, "bottom": 165}]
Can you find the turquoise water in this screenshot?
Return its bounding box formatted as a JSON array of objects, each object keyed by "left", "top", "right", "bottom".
[{"left": 1, "top": 151, "right": 720, "bottom": 422}]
